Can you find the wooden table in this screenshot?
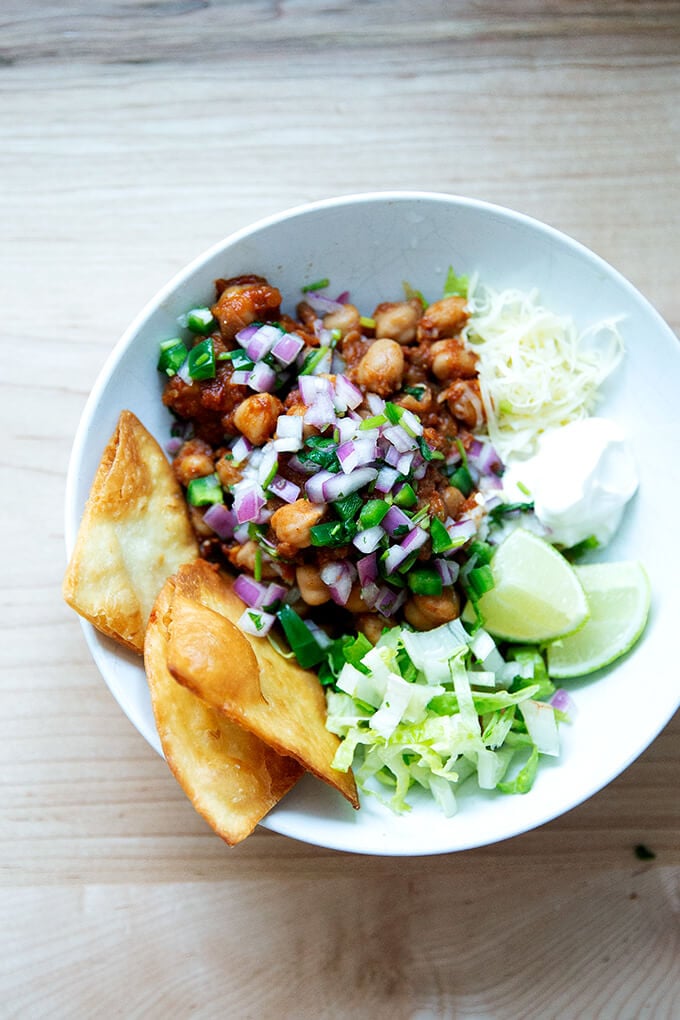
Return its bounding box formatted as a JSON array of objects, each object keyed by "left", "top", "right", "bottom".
[{"left": 3, "top": 3, "right": 679, "bottom": 1016}]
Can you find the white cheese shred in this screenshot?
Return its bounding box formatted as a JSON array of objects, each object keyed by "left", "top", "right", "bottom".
[{"left": 463, "top": 278, "right": 625, "bottom": 459}]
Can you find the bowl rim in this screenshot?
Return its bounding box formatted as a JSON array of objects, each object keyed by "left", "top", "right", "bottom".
[{"left": 64, "top": 190, "right": 680, "bottom": 855}]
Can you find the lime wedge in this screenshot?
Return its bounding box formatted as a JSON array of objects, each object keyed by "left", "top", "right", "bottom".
[
  {"left": 547, "top": 561, "right": 650, "bottom": 678},
  {"left": 473, "top": 528, "right": 590, "bottom": 643}
]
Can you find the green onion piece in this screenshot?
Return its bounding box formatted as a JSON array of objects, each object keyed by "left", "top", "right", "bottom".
[
  {"left": 218, "top": 349, "right": 254, "bottom": 370},
  {"left": 384, "top": 402, "right": 403, "bottom": 425},
  {"left": 187, "top": 338, "right": 216, "bottom": 381},
  {"left": 467, "top": 564, "right": 495, "bottom": 598},
  {"left": 186, "top": 473, "right": 223, "bottom": 507},
  {"left": 358, "top": 498, "right": 390, "bottom": 529},
  {"left": 333, "top": 493, "right": 363, "bottom": 522},
  {"left": 299, "top": 347, "right": 330, "bottom": 376},
  {"left": 393, "top": 483, "right": 417, "bottom": 509},
  {"left": 418, "top": 436, "right": 444, "bottom": 462},
  {"left": 467, "top": 539, "right": 494, "bottom": 565},
  {"left": 429, "top": 516, "right": 456, "bottom": 553},
  {"left": 276, "top": 605, "right": 327, "bottom": 668},
  {"left": 448, "top": 464, "right": 474, "bottom": 496},
  {"left": 359, "top": 414, "right": 388, "bottom": 430},
  {"left": 253, "top": 547, "right": 263, "bottom": 583},
  {"left": 157, "top": 338, "right": 188, "bottom": 376},
  {"left": 185, "top": 307, "right": 217, "bottom": 334},
  {"left": 442, "top": 265, "right": 469, "bottom": 298},
  {"left": 488, "top": 500, "right": 534, "bottom": 523},
  {"left": 402, "top": 281, "right": 428, "bottom": 308},
  {"left": 360, "top": 316, "right": 375, "bottom": 329},
  {"left": 310, "top": 520, "right": 356, "bottom": 548},
  {"left": 403, "top": 385, "right": 426, "bottom": 400},
  {"left": 407, "top": 567, "right": 443, "bottom": 596},
  {"left": 301, "top": 278, "right": 330, "bottom": 293}
]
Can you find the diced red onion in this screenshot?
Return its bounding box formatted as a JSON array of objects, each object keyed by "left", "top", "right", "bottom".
[
  {"left": 551, "top": 689, "right": 574, "bottom": 714},
  {"left": 337, "top": 437, "right": 376, "bottom": 475},
  {"left": 166, "top": 436, "right": 183, "bottom": 455},
  {"left": 276, "top": 414, "right": 303, "bottom": 442},
  {"left": 234, "top": 487, "right": 265, "bottom": 524},
  {"left": 366, "top": 393, "right": 385, "bottom": 415},
  {"left": 384, "top": 444, "right": 401, "bottom": 468},
  {"left": 333, "top": 374, "right": 363, "bottom": 411},
  {"left": 263, "top": 582, "right": 288, "bottom": 607},
  {"left": 383, "top": 505, "right": 413, "bottom": 537},
  {"left": 321, "top": 467, "right": 378, "bottom": 501},
  {"left": 303, "top": 397, "right": 337, "bottom": 428},
  {"left": 320, "top": 562, "right": 353, "bottom": 606},
  {"left": 383, "top": 424, "right": 418, "bottom": 453},
  {"left": 249, "top": 361, "right": 277, "bottom": 393},
  {"left": 257, "top": 448, "right": 278, "bottom": 485},
  {"left": 202, "top": 503, "right": 236, "bottom": 540},
  {"left": 231, "top": 436, "right": 253, "bottom": 464},
  {"left": 305, "top": 470, "right": 334, "bottom": 504},
  {"left": 383, "top": 545, "right": 410, "bottom": 574},
  {"left": 299, "top": 375, "right": 332, "bottom": 404},
  {"left": 412, "top": 461, "right": 428, "bottom": 480},
  {"left": 359, "top": 581, "right": 381, "bottom": 609},
  {"left": 335, "top": 290, "right": 350, "bottom": 304},
  {"left": 374, "top": 585, "right": 406, "bottom": 617},
  {"left": 267, "top": 475, "right": 301, "bottom": 503},
  {"left": 434, "top": 558, "right": 460, "bottom": 586},
  {"left": 400, "top": 525, "right": 429, "bottom": 554},
  {"left": 237, "top": 608, "right": 276, "bottom": 637},
  {"left": 399, "top": 408, "right": 424, "bottom": 437},
  {"left": 335, "top": 416, "right": 358, "bottom": 443},
  {"left": 445, "top": 518, "right": 477, "bottom": 546},
  {"left": 235, "top": 324, "right": 260, "bottom": 347},
  {"left": 271, "top": 332, "right": 305, "bottom": 366},
  {"left": 273, "top": 436, "right": 302, "bottom": 453},
  {"left": 374, "top": 465, "right": 400, "bottom": 493},
  {"left": 233, "top": 523, "right": 250, "bottom": 544},
  {"left": 304, "top": 292, "right": 345, "bottom": 315},
  {"left": 353, "top": 525, "right": 385, "bottom": 554},
  {"left": 288, "top": 454, "right": 317, "bottom": 475},
  {"left": 397, "top": 451, "right": 414, "bottom": 475},
  {"left": 246, "top": 324, "right": 281, "bottom": 362},
  {"left": 356, "top": 552, "right": 378, "bottom": 587},
  {"left": 231, "top": 369, "right": 252, "bottom": 386},
  {"left": 233, "top": 574, "right": 270, "bottom": 608}
]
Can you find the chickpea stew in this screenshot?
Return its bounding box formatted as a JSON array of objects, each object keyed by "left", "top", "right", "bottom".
[{"left": 158, "top": 271, "right": 506, "bottom": 668}]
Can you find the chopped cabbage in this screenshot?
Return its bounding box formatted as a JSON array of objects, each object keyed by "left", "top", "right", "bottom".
[{"left": 463, "top": 280, "right": 624, "bottom": 459}]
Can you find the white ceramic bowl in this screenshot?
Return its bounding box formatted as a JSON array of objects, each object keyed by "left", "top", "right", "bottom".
[{"left": 65, "top": 192, "right": 680, "bottom": 855}]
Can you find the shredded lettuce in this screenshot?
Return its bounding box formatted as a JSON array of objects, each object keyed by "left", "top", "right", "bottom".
[{"left": 325, "top": 620, "right": 566, "bottom": 815}]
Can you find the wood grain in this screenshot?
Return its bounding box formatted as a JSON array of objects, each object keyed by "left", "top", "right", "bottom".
[{"left": 1, "top": 2, "right": 678, "bottom": 1017}]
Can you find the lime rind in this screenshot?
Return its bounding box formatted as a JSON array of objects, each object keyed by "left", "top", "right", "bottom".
[{"left": 546, "top": 561, "right": 651, "bottom": 678}]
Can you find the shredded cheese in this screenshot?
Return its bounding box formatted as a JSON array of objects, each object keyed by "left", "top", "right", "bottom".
[{"left": 463, "top": 279, "right": 625, "bottom": 459}]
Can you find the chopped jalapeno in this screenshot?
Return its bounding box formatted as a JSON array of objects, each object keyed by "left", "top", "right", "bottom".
[
  {"left": 407, "top": 567, "right": 443, "bottom": 596},
  {"left": 185, "top": 307, "right": 217, "bottom": 334},
  {"left": 187, "top": 337, "right": 216, "bottom": 381},
  {"left": 157, "top": 338, "right": 188, "bottom": 376},
  {"left": 186, "top": 473, "right": 223, "bottom": 506}
]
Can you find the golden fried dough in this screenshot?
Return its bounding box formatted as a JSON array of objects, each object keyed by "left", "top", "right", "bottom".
[
  {"left": 63, "top": 410, "right": 198, "bottom": 653},
  {"left": 167, "top": 560, "right": 359, "bottom": 809},
  {"left": 145, "top": 576, "right": 303, "bottom": 845}
]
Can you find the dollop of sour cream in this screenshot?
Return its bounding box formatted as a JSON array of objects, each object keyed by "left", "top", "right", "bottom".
[{"left": 501, "top": 418, "right": 639, "bottom": 548}]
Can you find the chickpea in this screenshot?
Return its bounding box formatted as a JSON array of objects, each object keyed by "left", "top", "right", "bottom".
[
  {"left": 295, "top": 564, "right": 331, "bottom": 606},
  {"left": 373, "top": 299, "right": 422, "bottom": 344},
  {"left": 215, "top": 453, "right": 242, "bottom": 490},
  {"left": 417, "top": 295, "right": 469, "bottom": 342},
  {"left": 233, "top": 393, "right": 283, "bottom": 447},
  {"left": 430, "top": 338, "right": 478, "bottom": 381},
  {"left": 404, "top": 590, "right": 461, "bottom": 631},
  {"left": 397, "top": 384, "right": 432, "bottom": 415},
  {"left": 188, "top": 504, "right": 216, "bottom": 538},
  {"left": 323, "top": 303, "right": 360, "bottom": 337},
  {"left": 444, "top": 379, "right": 485, "bottom": 430},
  {"left": 356, "top": 338, "right": 404, "bottom": 397},
  {"left": 270, "top": 499, "right": 326, "bottom": 549},
  {"left": 356, "top": 613, "right": 390, "bottom": 645},
  {"left": 442, "top": 485, "right": 466, "bottom": 519},
  {"left": 228, "top": 540, "right": 278, "bottom": 578},
  {"left": 344, "top": 584, "right": 370, "bottom": 614},
  {"left": 172, "top": 438, "right": 215, "bottom": 487}
]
